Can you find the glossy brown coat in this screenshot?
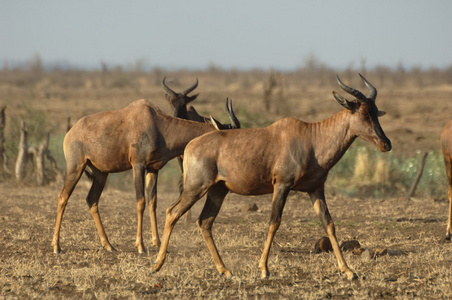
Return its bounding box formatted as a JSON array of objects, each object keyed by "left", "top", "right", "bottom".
[
  {"left": 51, "top": 99, "right": 236, "bottom": 254},
  {"left": 152, "top": 74, "right": 392, "bottom": 280}
]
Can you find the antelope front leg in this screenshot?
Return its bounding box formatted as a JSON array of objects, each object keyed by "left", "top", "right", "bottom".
[{"left": 309, "top": 189, "right": 357, "bottom": 280}]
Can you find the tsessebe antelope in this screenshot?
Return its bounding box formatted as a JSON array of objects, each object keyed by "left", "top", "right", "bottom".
[
  {"left": 51, "top": 98, "right": 239, "bottom": 254},
  {"left": 152, "top": 74, "right": 391, "bottom": 280}
]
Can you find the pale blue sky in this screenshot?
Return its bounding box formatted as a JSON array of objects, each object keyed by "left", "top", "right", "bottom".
[{"left": 1, "top": 1, "right": 451, "bottom": 70}]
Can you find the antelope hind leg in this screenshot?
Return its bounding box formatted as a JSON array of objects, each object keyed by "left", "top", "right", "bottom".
[
  {"left": 86, "top": 171, "right": 115, "bottom": 252},
  {"left": 196, "top": 183, "right": 231, "bottom": 277}
]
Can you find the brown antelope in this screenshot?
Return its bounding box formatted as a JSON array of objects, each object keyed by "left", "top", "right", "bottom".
[
  {"left": 152, "top": 74, "right": 391, "bottom": 280},
  {"left": 51, "top": 98, "right": 239, "bottom": 254},
  {"left": 440, "top": 121, "right": 452, "bottom": 241}
]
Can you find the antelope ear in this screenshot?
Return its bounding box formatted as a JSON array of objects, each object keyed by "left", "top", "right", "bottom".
[
  {"left": 187, "top": 93, "right": 199, "bottom": 103},
  {"left": 378, "top": 110, "right": 386, "bottom": 117},
  {"left": 333, "top": 91, "right": 354, "bottom": 111},
  {"left": 209, "top": 115, "right": 222, "bottom": 130}
]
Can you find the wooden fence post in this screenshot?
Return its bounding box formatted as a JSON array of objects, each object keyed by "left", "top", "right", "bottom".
[{"left": 404, "top": 152, "right": 429, "bottom": 200}]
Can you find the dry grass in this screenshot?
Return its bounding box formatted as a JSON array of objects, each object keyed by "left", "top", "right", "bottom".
[{"left": 1, "top": 181, "right": 452, "bottom": 299}]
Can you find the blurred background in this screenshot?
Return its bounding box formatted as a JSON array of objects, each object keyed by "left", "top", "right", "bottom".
[{"left": 1, "top": 1, "right": 452, "bottom": 199}]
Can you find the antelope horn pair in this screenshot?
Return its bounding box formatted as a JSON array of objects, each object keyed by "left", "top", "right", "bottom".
[
  {"left": 209, "top": 98, "right": 241, "bottom": 130},
  {"left": 336, "top": 73, "right": 377, "bottom": 102},
  {"left": 225, "top": 98, "right": 240, "bottom": 129},
  {"left": 161, "top": 77, "right": 199, "bottom": 96}
]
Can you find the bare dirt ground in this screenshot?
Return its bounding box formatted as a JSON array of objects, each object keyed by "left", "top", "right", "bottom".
[{"left": 1, "top": 71, "right": 452, "bottom": 298}]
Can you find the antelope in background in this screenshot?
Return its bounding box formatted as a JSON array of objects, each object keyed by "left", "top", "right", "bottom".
[
  {"left": 51, "top": 92, "right": 239, "bottom": 254},
  {"left": 162, "top": 77, "right": 240, "bottom": 126},
  {"left": 161, "top": 77, "right": 240, "bottom": 142},
  {"left": 162, "top": 77, "right": 199, "bottom": 119},
  {"left": 440, "top": 121, "right": 452, "bottom": 241},
  {"left": 152, "top": 74, "right": 391, "bottom": 280}
]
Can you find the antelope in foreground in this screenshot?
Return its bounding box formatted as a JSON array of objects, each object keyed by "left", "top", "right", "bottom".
[
  {"left": 440, "top": 121, "right": 452, "bottom": 241},
  {"left": 152, "top": 74, "right": 392, "bottom": 280},
  {"left": 51, "top": 97, "right": 239, "bottom": 254}
]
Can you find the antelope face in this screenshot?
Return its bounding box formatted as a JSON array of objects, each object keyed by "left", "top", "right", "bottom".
[
  {"left": 333, "top": 74, "right": 392, "bottom": 152},
  {"left": 355, "top": 100, "right": 392, "bottom": 152},
  {"left": 162, "top": 77, "right": 199, "bottom": 119}
]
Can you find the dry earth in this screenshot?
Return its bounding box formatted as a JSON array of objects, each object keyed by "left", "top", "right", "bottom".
[
  {"left": 1, "top": 181, "right": 452, "bottom": 299},
  {"left": 1, "top": 72, "right": 452, "bottom": 298}
]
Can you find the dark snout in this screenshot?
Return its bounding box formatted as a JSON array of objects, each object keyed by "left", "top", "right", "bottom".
[
  {"left": 376, "top": 133, "right": 392, "bottom": 152},
  {"left": 369, "top": 128, "right": 392, "bottom": 152},
  {"left": 380, "top": 139, "right": 392, "bottom": 152},
  {"left": 373, "top": 121, "right": 392, "bottom": 152}
]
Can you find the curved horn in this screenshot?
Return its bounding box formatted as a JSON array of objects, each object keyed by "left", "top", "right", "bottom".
[
  {"left": 336, "top": 75, "right": 367, "bottom": 102},
  {"left": 161, "top": 76, "right": 176, "bottom": 96},
  {"left": 359, "top": 73, "right": 377, "bottom": 100},
  {"left": 183, "top": 77, "right": 199, "bottom": 95},
  {"left": 225, "top": 98, "right": 241, "bottom": 129}
]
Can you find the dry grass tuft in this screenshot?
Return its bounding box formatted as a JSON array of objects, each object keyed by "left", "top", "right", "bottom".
[
  {"left": 353, "top": 149, "right": 371, "bottom": 181},
  {"left": 373, "top": 157, "right": 390, "bottom": 185}
]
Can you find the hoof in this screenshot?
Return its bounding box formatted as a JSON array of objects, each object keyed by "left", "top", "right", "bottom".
[
  {"left": 52, "top": 243, "right": 61, "bottom": 254},
  {"left": 105, "top": 246, "right": 117, "bottom": 252},
  {"left": 221, "top": 270, "right": 233, "bottom": 278},
  {"left": 151, "top": 266, "right": 160, "bottom": 274},
  {"left": 136, "top": 244, "right": 146, "bottom": 254},
  {"left": 347, "top": 272, "right": 359, "bottom": 280}
]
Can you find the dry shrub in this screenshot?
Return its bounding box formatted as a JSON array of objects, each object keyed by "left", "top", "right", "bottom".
[
  {"left": 353, "top": 149, "right": 371, "bottom": 181},
  {"left": 373, "top": 157, "right": 390, "bottom": 185}
]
